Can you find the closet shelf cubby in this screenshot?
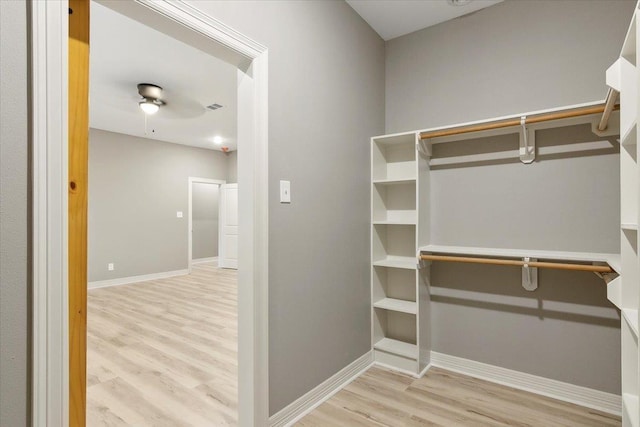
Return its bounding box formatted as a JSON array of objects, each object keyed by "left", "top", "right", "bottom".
[
  {"left": 372, "top": 256, "right": 416, "bottom": 270},
  {"left": 374, "top": 337, "right": 417, "bottom": 359},
  {"left": 373, "top": 178, "right": 417, "bottom": 185},
  {"left": 373, "top": 297, "right": 417, "bottom": 315}
]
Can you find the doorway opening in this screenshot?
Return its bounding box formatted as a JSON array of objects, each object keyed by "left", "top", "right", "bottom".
[
  {"left": 188, "top": 178, "right": 226, "bottom": 271},
  {"left": 31, "top": 0, "right": 269, "bottom": 424}
]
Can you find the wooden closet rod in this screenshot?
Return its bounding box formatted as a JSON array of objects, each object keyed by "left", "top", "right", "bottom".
[
  {"left": 420, "top": 254, "right": 613, "bottom": 273},
  {"left": 419, "top": 103, "right": 619, "bottom": 140}
]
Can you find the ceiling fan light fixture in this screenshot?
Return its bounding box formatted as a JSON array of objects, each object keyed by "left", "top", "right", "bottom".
[
  {"left": 139, "top": 99, "right": 160, "bottom": 115},
  {"left": 137, "top": 83, "right": 165, "bottom": 115}
]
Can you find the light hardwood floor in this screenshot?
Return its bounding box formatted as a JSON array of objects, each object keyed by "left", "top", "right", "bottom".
[
  {"left": 88, "top": 264, "right": 620, "bottom": 427},
  {"left": 87, "top": 263, "right": 238, "bottom": 426},
  {"left": 299, "top": 366, "right": 621, "bottom": 426}
]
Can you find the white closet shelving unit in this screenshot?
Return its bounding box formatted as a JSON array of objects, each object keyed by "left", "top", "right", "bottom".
[
  {"left": 370, "top": 102, "right": 624, "bottom": 378},
  {"left": 609, "top": 4, "right": 640, "bottom": 425},
  {"left": 369, "top": 7, "right": 640, "bottom": 417},
  {"left": 371, "top": 132, "right": 430, "bottom": 376}
]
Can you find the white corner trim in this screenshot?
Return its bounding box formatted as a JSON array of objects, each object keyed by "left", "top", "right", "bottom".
[
  {"left": 269, "top": 351, "right": 374, "bottom": 427},
  {"left": 88, "top": 269, "right": 189, "bottom": 289},
  {"left": 192, "top": 256, "right": 218, "bottom": 265},
  {"left": 31, "top": 0, "right": 69, "bottom": 425},
  {"left": 431, "top": 352, "right": 622, "bottom": 416}
]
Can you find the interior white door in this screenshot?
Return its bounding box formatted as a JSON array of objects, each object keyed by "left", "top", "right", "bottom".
[{"left": 219, "top": 183, "right": 239, "bottom": 269}]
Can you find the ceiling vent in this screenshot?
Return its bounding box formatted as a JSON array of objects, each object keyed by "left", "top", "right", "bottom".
[{"left": 206, "top": 103, "right": 223, "bottom": 111}]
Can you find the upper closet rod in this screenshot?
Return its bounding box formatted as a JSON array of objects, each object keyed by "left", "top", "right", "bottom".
[
  {"left": 419, "top": 102, "right": 618, "bottom": 140},
  {"left": 420, "top": 254, "right": 613, "bottom": 273}
]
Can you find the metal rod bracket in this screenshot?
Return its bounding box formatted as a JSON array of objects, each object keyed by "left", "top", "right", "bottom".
[
  {"left": 519, "top": 116, "right": 535, "bottom": 164},
  {"left": 522, "top": 257, "right": 538, "bottom": 291}
]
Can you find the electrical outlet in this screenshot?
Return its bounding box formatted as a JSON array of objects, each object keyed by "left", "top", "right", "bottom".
[
  {"left": 108, "top": 263, "right": 114, "bottom": 271},
  {"left": 177, "top": 211, "right": 183, "bottom": 218}
]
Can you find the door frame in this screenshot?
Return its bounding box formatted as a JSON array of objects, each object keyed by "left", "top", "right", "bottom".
[
  {"left": 188, "top": 177, "right": 225, "bottom": 272},
  {"left": 31, "top": 1, "right": 270, "bottom": 425}
]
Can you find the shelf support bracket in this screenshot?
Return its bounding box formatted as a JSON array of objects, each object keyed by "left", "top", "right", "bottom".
[
  {"left": 522, "top": 257, "right": 538, "bottom": 291},
  {"left": 416, "top": 135, "right": 431, "bottom": 158},
  {"left": 519, "top": 116, "right": 535, "bottom": 164}
]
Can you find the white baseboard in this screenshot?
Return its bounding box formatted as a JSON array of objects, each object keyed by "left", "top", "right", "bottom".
[
  {"left": 269, "top": 351, "right": 374, "bottom": 427},
  {"left": 192, "top": 256, "right": 218, "bottom": 265},
  {"left": 88, "top": 269, "right": 189, "bottom": 289},
  {"left": 431, "top": 351, "right": 621, "bottom": 416}
]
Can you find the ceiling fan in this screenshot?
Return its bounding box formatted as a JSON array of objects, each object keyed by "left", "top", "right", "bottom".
[{"left": 137, "top": 83, "right": 165, "bottom": 115}]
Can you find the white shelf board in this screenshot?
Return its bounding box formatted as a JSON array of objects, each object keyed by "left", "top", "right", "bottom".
[
  {"left": 373, "top": 256, "right": 416, "bottom": 270},
  {"left": 623, "top": 308, "right": 639, "bottom": 338},
  {"left": 372, "top": 132, "right": 416, "bottom": 146},
  {"left": 373, "top": 178, "right": 416, "bottom": 185},
  {"left": 374, "top": 337, "right": 417, "bottom": 359},
  {"left": 622, "top": 223, "right": 639, "bottom": 231},
  {"left": 623, "top": 393, "right": 639, "bottom": 427},
  {"left": 420, "top": 244, "right": 621, "bottom": 273},
  {"left": 373, "top": 298, "right": 417, "bottom": 315},
  {"left": 373, "top": 220, "right": 416, "bottom": 225}
]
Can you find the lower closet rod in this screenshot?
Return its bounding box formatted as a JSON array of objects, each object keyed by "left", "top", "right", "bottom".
[{"left": 419, "top": 254, "right": 612, "bottom": 273}]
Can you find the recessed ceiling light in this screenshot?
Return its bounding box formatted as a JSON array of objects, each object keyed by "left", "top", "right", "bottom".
[
  {"left": 213, "top": 136, "right": 223, "bottom": 145},
  {"left": 447, "top": 0, "right": 473, "bottom": 5}
]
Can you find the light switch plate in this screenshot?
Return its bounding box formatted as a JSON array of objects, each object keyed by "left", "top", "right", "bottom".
[
  {"left": 177, "top": 211, "right": 183, "bottom": 218},
  {"left": 280, "top": 180, "right": 291, "bottom": 203},
  {"left": 108, "top": 263, "right": 114, "bottom": 271}
]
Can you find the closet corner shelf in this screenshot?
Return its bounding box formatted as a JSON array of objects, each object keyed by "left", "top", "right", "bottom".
[
  {"left": 373, "top": 256, "right": 417, "bottom": 270},
  {"left": 372, "top": 178, "right": 417, "bottom": 185},
  {"left": 373, "top": 298, "right": 417, "bottom": 315},
  {"left": 623, "top": 393, "right": 639, "bottom": 427},
  {"left": 623, "top": 308, "right": 639, "bottom": 338},
  {"left": 419, "top": 245, "right": 621, "bottom": 274},
  {"left": 374, "top": 337, "right": 417, "bottom": 359},
  {"left": 622, "top": 223, "right": 639, "bottom": 231}
]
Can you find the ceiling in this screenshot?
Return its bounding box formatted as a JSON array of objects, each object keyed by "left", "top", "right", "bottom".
[
  {"left": 346, "top": 0, "right": 504, "bottom": 41},
  {"left": 90, "top": 2, "right": 237, "bottom": 151}
]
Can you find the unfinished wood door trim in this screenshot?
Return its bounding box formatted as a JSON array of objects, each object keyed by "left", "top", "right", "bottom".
[
  {"left": 68, "top": 0, "right": 90, "bottom": 425},
  {"left": 32, "top": 1, "right": 270, "bottom": 425}
]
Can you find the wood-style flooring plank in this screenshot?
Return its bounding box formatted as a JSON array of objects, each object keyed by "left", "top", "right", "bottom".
[
  {"left": 87, "top": 263, "right": 238, "bottom": 426},
  {"left": 298, "top": 366, "right": 621, "bottom": 427}
]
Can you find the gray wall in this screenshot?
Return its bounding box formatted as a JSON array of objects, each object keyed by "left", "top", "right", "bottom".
[
  {"left": 184, "top": 0, "right": 385, "bottom": 414},
  {"left": 226, "top": 150, "right": 237, "bottom": 184},
  {"left": 192, "top": 182, "right": 219, "bottom": 260},
  {"left": 388, "top": 0, "right": 634, "bottom": 394},
  {"left": 0, "top": 0, "right": 30, "bottom": 425},
  {"left": 88, "top": 129, "right": 227, "bottom": 282}
]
